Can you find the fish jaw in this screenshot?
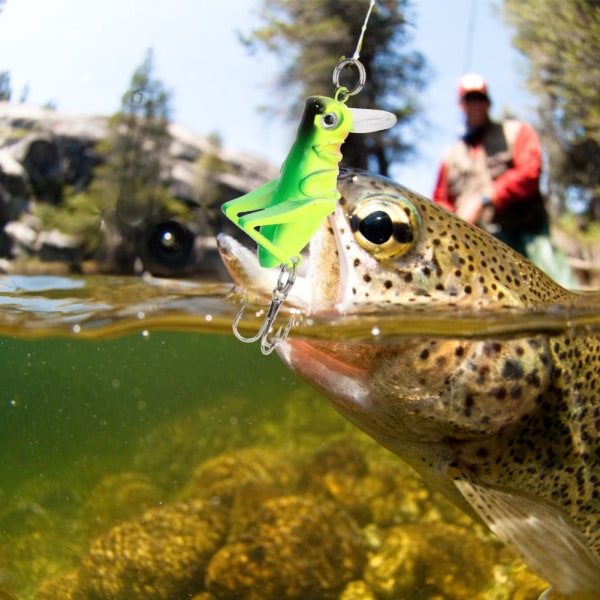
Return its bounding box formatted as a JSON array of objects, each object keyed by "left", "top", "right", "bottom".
[
  {"left": 275, "top": 336, "right": 478, "bottom": 517},
  {"left": 216, "top": 233, "right": 312, "bottom": 310},
  {"left": 216, "top": 217, "right": 345, "bottom": 314}
]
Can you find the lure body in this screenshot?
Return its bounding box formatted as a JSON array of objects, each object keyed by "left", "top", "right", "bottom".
[{"left": 222, "top": 95, "right": 395, "bottom": 268}]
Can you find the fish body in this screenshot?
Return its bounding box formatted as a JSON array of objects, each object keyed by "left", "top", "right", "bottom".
[{"left": 217, "top": 169, "right": 600, "bottom": 597}]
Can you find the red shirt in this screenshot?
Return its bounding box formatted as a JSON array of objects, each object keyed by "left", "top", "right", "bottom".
[{"left": 432, "top": 120, "right": 542, "bottom": 212}]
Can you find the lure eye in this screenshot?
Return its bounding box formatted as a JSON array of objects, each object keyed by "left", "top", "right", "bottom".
[
  {"left": 321, "top": 112, "right": 339, "bottom": 129},
  {"left": 350, "top": 194, "right": 420, "bottom": 260}
]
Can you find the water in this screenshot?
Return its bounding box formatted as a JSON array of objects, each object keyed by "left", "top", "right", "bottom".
[{"left": 0, "top": 273, "right": 584, "bottom": 599}]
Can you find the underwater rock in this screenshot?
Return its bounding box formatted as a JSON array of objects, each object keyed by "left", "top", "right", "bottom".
[
  {"left": 184, "top": 446, "right": 298, "bottom": 507},
  {"left": 227, "top": 480, "right": 286, "bottom": 539},
  {"left": 363, "top": 522, "right": 499, "bottom": 599},
  {"left": 84, "top": 471, "right": 165, "bottom": 535},
  {"left": 300, "top": 440, "right": 465, "bottom": 529},
  {"left": 205, "top": 495, "right": 366, "bottom": 600},
  {"left": 34, "top": 571, "right": 82, "bottom": 600},
  {"left": 339, "top": 580, "right": 376, "bottom": 600},
  {"left": 300, "top": 440, "right": 373, "bottom": 524},
  {"left": 78, "top": 499, "right": 227, "bottom": 600}
]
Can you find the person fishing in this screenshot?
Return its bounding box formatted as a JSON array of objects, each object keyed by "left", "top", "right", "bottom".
[{"left": 432, "top": 73, "right": 576, "bottom": 288}]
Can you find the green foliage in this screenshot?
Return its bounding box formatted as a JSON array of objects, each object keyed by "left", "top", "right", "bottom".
[
  {"left": 32, "top": 187, "right": 103, "bottom": 251},
  {"left": 503, "top": 0, "right": 600, "bottom": 218},
  {"left": 242, "top": 0, "right": 428, "bottom": 175},
  {"left": 0, "top": 70, "right": 11, "bottom": 101},
  {"left": 558, "top": 212, "right": 600, "bottom": 242}
]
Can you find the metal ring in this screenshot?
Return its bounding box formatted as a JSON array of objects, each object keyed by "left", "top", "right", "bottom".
[{"left": 332, "top": 58, "right": 366, "bottom": 97}]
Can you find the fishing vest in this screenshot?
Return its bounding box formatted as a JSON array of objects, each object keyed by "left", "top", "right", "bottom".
[{"left": 444, "top": 120, "right": 547, "bottom": 234}]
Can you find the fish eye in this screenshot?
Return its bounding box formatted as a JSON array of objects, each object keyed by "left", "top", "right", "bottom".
[
  {"left": 321, "top": 112, "right": 339, "bottom": 129},
  {"left": 351, "top": 210, "right": 393, "bottom": 244},
  {"left": 350, "top": 194, "right": 420, "bottom": 259}
]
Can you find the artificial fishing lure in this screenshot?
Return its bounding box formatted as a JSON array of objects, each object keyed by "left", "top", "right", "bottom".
[
  {"left": 221, "top": 0, "right": 389, "bottom": 353},
  {"left": 222, "top": 92, "right": 396, "bottom": 269}
]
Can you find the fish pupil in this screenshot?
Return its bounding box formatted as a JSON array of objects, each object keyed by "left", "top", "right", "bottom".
[{"left": 352, "top": 210, "right": 393, "bottom": 245}]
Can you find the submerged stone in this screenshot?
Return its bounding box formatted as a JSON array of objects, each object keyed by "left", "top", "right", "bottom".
[
  {"left": 78, "top": 499, "right": 227, "bottom": 600},
  {"left": 205, "top": 495, "right": 366, "bottom": 600}
]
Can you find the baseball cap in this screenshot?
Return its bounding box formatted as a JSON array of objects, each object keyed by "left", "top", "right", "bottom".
[{"left": 457, "top": 73, "right": 490, "bottom": 101}]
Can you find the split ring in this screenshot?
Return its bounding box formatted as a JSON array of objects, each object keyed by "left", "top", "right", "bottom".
[{"left": 332, "top": 58, "right": 367, "bottom": 97}]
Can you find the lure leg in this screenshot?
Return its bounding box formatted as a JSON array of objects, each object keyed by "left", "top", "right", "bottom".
[
  {"left": 238, "top": 197, "right": 336, "bottom": 267},
  {"left": 221, "top": 179, "right": 278, "bottom": 225}
]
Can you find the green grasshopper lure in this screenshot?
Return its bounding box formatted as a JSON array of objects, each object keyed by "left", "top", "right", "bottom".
[
  {"left": 221, "top": 89, "right": 396, "bottom": 269},
  {"left": 222, "top": 1, "right": 393, "bottom": 353}
]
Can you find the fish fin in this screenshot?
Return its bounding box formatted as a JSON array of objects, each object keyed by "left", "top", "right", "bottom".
[
  {"left": 453, "top": 472, "right": 600, "bottom": 596},
  {"left": 349, "top": 108, "right": 397, "bottom": 133}
]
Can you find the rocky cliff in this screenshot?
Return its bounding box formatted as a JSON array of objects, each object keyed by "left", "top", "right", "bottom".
[{"left": 0, "top": 101, "right": 278, "bottom": 278}]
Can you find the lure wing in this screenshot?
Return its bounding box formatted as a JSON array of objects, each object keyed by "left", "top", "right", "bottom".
[{"left": 349, "top": 108, "right": 397, "bottom": 133}]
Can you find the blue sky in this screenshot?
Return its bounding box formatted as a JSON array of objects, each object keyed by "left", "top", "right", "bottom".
[{"left": 0, "top": 0, "right": 534, "bottom": 196}]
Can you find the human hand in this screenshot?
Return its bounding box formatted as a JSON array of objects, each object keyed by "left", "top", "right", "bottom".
[{"left": 456, "top": 195, "right": 484, "bottom": 224}]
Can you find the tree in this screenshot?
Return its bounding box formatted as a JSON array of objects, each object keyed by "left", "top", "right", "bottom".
[
  {"left": 0, "top": 71, "right": 11, "bottom": 101},
  {"left": 503, "top": 0, "right": 600, "bottom": 220},
  {"left": 242, "top": 0, "right": 428, "bottom": 175},
  {"left": 91, "top": 49, "right": 175, "bottom": 230}
]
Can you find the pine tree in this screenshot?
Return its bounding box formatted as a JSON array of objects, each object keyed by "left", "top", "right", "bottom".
[
  {"left": 0, "top": 71, "right": 11, "bottom": 101},
  {"left": 243, "top": 0, "right": 428, "bottom": 175},
  {"left": 504, "top": 0, "right": 600, "bottom": 219},
  {"left": 102, "top": 48, "right": 174, "bottom": 230}
]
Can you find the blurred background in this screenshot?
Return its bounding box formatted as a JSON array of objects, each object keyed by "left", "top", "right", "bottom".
[{"left": 0, "top": 0, "right": 598, "bottom": 284}]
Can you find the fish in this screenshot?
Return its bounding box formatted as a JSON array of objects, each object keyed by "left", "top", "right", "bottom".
[{"left": 217, "top": 168, "right": 600, "bottom": 598}]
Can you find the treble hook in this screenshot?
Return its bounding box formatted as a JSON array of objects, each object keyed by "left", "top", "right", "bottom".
[{"left": 232, "top": 259, "right": 298, "bottom": 354}]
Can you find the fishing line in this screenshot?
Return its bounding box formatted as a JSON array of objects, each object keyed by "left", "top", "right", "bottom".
[
  {"left": 332, "top": 0, "right": 376, "bottom": 102},
  {"left": 353, "top": 0, "right": 376, "bottom": 60},
  {"left": 462, "top": 0, "right": 477, "bottom": 73}
]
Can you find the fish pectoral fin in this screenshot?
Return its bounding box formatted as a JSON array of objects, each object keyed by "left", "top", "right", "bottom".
[{"left": 452, "top": 472, "right": 600, "bottom": 596}]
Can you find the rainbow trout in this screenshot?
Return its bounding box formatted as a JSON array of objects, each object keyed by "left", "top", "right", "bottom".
[{"left": 217, "top": 169, "right": 600, "bottom": 598}]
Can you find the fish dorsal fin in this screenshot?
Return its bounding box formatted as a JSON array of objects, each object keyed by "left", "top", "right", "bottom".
[{"left": 452, "top": 472, "right": 600, "bottom": 596}]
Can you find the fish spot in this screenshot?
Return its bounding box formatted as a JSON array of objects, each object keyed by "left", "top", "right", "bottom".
[
  {"left": 502, "top": 359, "right": 524, "bottom": 380},
  {"left": 510, "top": 385, "right": 523, "bottom": 399},
  {"left": 483, "top": 342, "right": 502, "bottom": 356},
  {"left": 489, "top": 387, "right": 507, "bottom": 401},
  {"left": 464, "top": 394, "right": 475, "bottom": 416},
  {"left": 476, "top": 447, "right": 489, "bottom": 459}
]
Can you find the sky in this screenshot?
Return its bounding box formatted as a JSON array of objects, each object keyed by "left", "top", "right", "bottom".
[{"left": 0, "top": 0, "right": 534, "bottom": 196}]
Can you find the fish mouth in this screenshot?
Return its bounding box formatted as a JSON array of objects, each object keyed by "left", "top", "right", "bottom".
[{"left": 216, "top": 208, "right": 346, "bottom": 316}]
